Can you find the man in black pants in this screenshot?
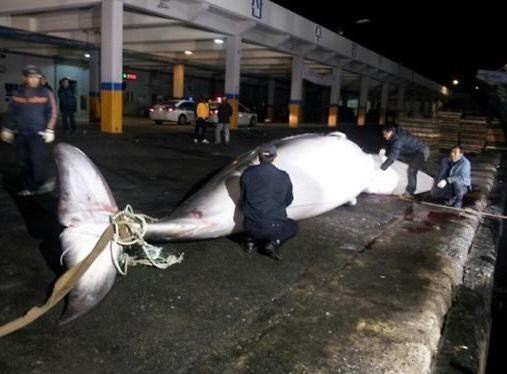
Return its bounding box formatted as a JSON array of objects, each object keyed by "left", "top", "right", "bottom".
[
  {"left": 380, "top": 125, "right": 430, "bottom": 200},
  {"left": 58, "top": 77, "right": 77, "bottom": 134},
  {"left": 240, "top": 143, "right": 298, "bottom": 260}
]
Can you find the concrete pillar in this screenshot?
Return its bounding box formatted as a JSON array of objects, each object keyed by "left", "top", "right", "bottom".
[
  {"left": 173, "top": 64, "right": 184, "bottom": 99},
  {"left": 266, "top": 79, "right": 275, "bottom": 121},
  {"left": 100, "top": 0, "right": 123, "bottom": 134},
  {"left": 328, "top": 67, "right": 342, "bottom": 127},
  {"left": 396, "top": 85, "right": 406, "bottom": 121},
  {"left": 357, "top": 76, "right": 369, "bottom": 126},
  {"left": 379, "top": 82, "right": 389, "bottom": 125},
  {"left": 289, "top": 55, "right": 304, "bottom": 128},
  {"left": 89, "top": 50, "right": 100, "bottom": 122},
  {"left": 225, "top": 36, "right": 241, "bottom": 129}
]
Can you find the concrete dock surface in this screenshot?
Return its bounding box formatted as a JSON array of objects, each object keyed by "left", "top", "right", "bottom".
[{"left": 0, "top": 121, "right": 504, "bottom": 373}]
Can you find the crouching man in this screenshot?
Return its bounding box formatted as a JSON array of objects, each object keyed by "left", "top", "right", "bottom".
[
  {"left": 240, "top": 144, "right": 298, "bottom": 260},
  {"left": 431, "top": 145, "right": 471, "bottom": 208}
]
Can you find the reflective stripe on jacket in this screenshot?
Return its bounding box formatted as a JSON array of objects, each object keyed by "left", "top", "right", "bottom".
[{"left": 7, "top": 86, "right": 57, "bottom": 134}]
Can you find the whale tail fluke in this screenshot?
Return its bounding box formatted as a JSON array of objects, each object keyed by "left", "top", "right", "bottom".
[{"left": 54, "top": 143, "right": 120, "bottom": 323}]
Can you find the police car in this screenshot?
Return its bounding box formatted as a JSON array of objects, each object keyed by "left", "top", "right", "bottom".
[
  {"left": 208, "top": 99, "right": 258, "bottom": 127},
  {"left": 149, "top": 99, "right": 196, "bottom": 125}
]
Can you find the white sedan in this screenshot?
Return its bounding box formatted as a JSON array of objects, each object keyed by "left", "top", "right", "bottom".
[
  {"left": 208, "top": 101, "right": 258, "bottom": 127},
  {"left": 149, "top": 99, "right": 196, "bottom": 125}
]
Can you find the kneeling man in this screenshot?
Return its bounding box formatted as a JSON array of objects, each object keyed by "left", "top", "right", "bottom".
[{"left": 240, "top": 143, "right": 298, "bottom": 260}]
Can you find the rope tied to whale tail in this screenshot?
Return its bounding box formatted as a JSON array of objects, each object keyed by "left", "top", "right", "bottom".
[
  {"left": 0, "top": 205, "right": 182, "bottom": 338},
  {"left": 111, "top": 205, "right": 184, "bottom": 275},
  {"left": 0, "top": 225, "right": 115, "bottom": 338}
]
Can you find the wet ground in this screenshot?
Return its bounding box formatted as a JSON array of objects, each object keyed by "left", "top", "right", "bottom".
[{"left": 0, "top": 120, "right": 503, "bottom": 373}]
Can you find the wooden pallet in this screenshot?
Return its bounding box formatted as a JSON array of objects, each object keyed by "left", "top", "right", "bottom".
[
  {"left": 398, "top": 117, "right": 439, "bottom": 146},
  {"left": 436, "top": 111, "right": 462, "bottom": 150},
  {"left": 460, "top": 119, "right": 487, "bottom": 153}
]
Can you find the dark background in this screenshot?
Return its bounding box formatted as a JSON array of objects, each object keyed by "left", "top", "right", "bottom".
[{"left": 271, "top": 1, "right": 506, "bottom": 89}]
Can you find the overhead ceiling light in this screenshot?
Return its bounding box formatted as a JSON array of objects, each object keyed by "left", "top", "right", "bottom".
[
  {"left": 184, "top": 50, "right": 193, "bottom": 55},
  {"left": 213, "top": 38, "right": 224, "bottom": 44},
  {"left": 452, "top": 79, "right": 459, "bottom": 86},
  {"left": 84, "top": 53, "right": 91, "bottom": 58}
]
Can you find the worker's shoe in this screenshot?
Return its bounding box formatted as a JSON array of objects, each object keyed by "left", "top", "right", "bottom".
[
  {"left": 17, "top": 189, "right": 34, "bottom": 197},
  {"left": 264, "top": 240, "right": 281, "bottom": 261},
  {"left": 399, "top": 192, "right": 415, "bottom": 201},
  {"left": 243, "top": 239, "right": 258, "bottom": 254},
  {"left": 34, "top": 177, "right": 56, "bottom": 195}
]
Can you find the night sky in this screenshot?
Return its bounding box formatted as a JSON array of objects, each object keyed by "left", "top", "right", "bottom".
[{"left": 271, "top": 1, "right": 506, "bottom": 89}]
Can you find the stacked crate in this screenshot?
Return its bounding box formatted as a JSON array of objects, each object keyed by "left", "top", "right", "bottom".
[
  {"left": 437, "top": 111, "right": 461, "bottom": 150},
  {"left": 398, "top": 116, "right": 439, "bottom": 147},
  {"left": 460, "top": 115, "right": 488, "bottom": 153},
  {"left": 485, "top": 118, "right": 507, "bottom": 150}
]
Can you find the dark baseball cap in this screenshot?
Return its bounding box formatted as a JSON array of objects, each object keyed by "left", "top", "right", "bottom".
[
  {"left": 22, "top": 65, "right": 42, "bottom": 77},
  {"left": 382, "top": 124, "right": 396, "bottom": 133},
  {"left": 258, "top": 143, "right": 277, "bottom": 157}
]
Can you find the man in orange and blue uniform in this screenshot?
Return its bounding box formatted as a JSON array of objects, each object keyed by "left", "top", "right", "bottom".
[{"left": 1, "top": 65, "right": 57, "bottom": 196}]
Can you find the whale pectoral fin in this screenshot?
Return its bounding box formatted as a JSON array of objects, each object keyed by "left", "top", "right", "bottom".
[{"left": 55, "top": 144, "right": 121, "bottom": 323}]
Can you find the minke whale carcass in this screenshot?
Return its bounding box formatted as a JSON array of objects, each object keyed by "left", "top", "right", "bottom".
[{"left": 55, "top": 132, "right": 434, "bottom": 322}]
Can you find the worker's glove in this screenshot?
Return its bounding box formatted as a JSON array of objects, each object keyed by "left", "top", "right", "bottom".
[
  {"left": 437, "top": 179, "right": 447, "bottom": 189},
  {"left": 378, "top": 148, "right": 386, "bottom": 157},
  {"left": 1, "top": 128, "right": 14, "bottom": 143},
  {"left": 39, "top": 129, "right": 55, "bottom": 143}
]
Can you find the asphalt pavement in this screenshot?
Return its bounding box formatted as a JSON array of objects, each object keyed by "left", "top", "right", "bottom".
[{"left": 0, "top": 120, "right": 503, "bottom": 373}]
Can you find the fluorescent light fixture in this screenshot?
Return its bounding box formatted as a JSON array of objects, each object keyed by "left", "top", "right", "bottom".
[
  {"left": 213, "top": 38, "right": 224, "bottom": 44},
  {"left": 452, "top": 79, "right": 459, "bottom": 86},
  {"left": 184, "top": 50, "right": 193, "bottom": 55},
  {"left": 84, "top": 53, "right": 91, "bottom": 58}
]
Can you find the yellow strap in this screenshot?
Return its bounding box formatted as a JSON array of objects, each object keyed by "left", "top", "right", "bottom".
[{"left": 0, "top": 225, "right": 115, "bottom": 338}]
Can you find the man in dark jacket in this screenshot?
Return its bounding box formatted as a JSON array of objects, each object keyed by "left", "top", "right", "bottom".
[
  {"left": 214, "top": 97, "right": 233, "bottom": 145},
  {"left": 40, "top": 74, "right": 53, "bottom": 92},
  {"left": 380, "top": 125, "right": 430, "bottom": 200},
  {"left": 240, "top": 143, "right": 298, "bottom": 260},
  {"left": 58, "top": 77, "right": 77, "bottom": 134},
  {"left": 431, "top": 145, "right": 471, "bottom": 208},
  {"left": 0, "top": 65, "right": 57, "bottom": 196}
]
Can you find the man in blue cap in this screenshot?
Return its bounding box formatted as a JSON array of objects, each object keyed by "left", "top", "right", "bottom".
[
  {"left": 0, "top": 65, "right": 57, "bottom": 196},
  {"left": 240, "top": 143, "right": 298, "bottom": 260}
]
